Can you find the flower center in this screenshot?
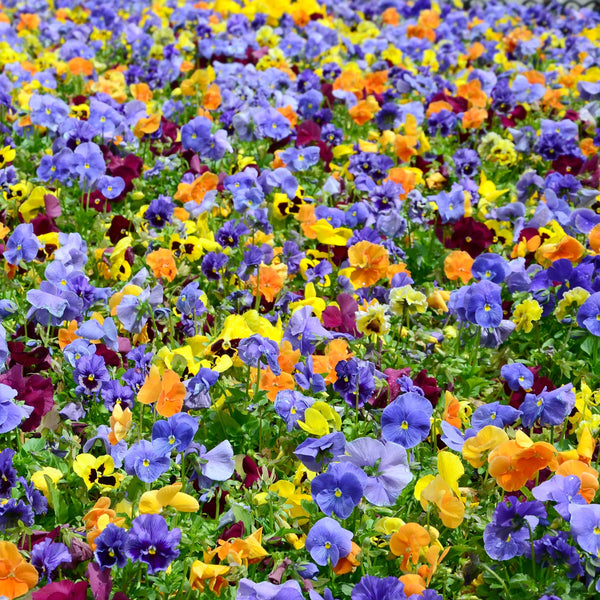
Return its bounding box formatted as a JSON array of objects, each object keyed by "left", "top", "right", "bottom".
[{"left": 401, "top": 420, "right": 409, "bottom": 430}]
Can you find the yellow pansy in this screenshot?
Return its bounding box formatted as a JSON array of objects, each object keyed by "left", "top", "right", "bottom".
[{"left": 139, "top": 483, "right": 200, "bottom": 514}]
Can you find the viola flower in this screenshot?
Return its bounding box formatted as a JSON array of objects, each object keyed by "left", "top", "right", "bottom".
[
  {"left": 124, "top": 440, "right": 171, "bottom": 484},
  {"left": 520, "top": 384, "right": 575, "bottom": 428},
  {"left": 73, "top": 354, "right": 109, "bottom": 397},
  {"left": 576, "top": 292, "right": 600, "bottom": 336},
  {"left": 0, "top": 499, "right": 34, "bottom": 531},
  {"left": 348, "top": 241, "right": 390, "bottom": 288},
  {"left": 471, "top": 402, "right": 521, "bottom": 432},
  {"left": 311, "top": 462, "right": 365, "bottom": 519},
  {"left": 152, "top": 413, "right": 199, "bottom": 456},
  {"left": 464, "top": 280, "right": 503, "bottom": 328},
  {"left": 0, "top": 541, "right": 39, "bottom": 599},
  {"left": 30, "top": 538, "right": 71, "bottom": 583},
  {"left": 274, "top": 390, "right": 314, "bottom": 431},
  {"left": 501, "top": 363, "right": 534, "bottom": 391},
  {"left": 532, "top": 475, "right": 586, "bottom": 520},
  {"left": 0, "top": 449, "right": 17, "bottom": 498},
  {"left": 237, "top": 334, "right": 281, "bottom": 375},
  {"left": 137, "top": 366, "right": 186, "bottom": 418},
  {"left": 294, "top": 432, "right": 346, "bottom": 473},
  {"left": 126, "top": 514, "right": 181, "bottom": 575},
  {"left": 185, "top": 440, "right": 235, "bottom": 489},
  {"left": 94, "top": 523, "right": 129, "bottom": 570},
  {"left": 483, "top": 496, "right": 546, "bottom": 560},
  {"left": 0, "top": 383, "right": 32, "bottom": 433},
  {"left": 351, "top": 575, "right": 406, "bottom": 600},
  {"left": 305, "top": 517, "right": 353, "bottom": 567},
  {"left": 381, "top": 392, "right": 433, "bottom": 448},
  {"left": 73, "top": 454, "right": 119, "bottom": 489},
  {"left": 568, "top": 504, "right": 600, "bottom": 556},
  {"left": 341, "top": 438, "right": 412, "bottom": 506},
  {"left": 4, "top": 223, "right": 41, "bottom": 265}
]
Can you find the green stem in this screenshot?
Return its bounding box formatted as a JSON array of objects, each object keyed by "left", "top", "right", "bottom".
[{"left": 480, "top": 563, "right": 510, "bottom": 597}]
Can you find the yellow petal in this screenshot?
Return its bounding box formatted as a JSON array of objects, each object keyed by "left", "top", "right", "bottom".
[
  {"left": 139, "top": 491, "right": 162, "bottom": 514},
  {"left": 437, "top": 451, "right": 464, "bottom": 496},
  {"left": 170, "top": 492, "right": 200, "bottom": 513}
]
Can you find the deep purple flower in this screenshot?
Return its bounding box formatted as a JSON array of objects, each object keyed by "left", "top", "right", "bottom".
[
  {"left": 294, "top": 432, "right": 346, "bottom": 472},
  {"left": 527, "top": 531, "right": 583, "bottom": 580},
  {"left": 183, "top": 368, "right": 219, "bottom": 411},
  {"left": 0, "top": 498, "right": 34, "bottom": 530},
  {"left": 101, "top": 380, "right": 135, "bottom": 412},
  {"left": 201, "top": 252, "right": 228, "bottom": 281},
  {"left": 381, "top": 392, "right": 433, "bottom": 448},
  {"left": 311, "top": 462, "right": 365, "bottom": 519},
  {"left": 351, "top": 575, "right": 406, "bottom": 600},
  {"left": 31, "top": 538, "right": 71, "bottom": 583},
  {"left": 453, "top": 148, "right": 480, "bottom": 179},
  {"left": 126, "top": 514, "right": 181, "bottom": 574},
  {"left": 333, "top": 359, "right": 376, "bottom": 409},
  {"left": 95, "top": 523, "right": 129, "bottom": 569},
  {"left": 73, "top": 354, "right": 110, "bottom": 397},
  {"left": 145, "top": 195, "right": 174, "bottom": 229},
  {"left": 484, "top": 496, "right": 546, "bottom": 560},
  {"left": 341, "top": 438, "right": 412, "bottom": 506},
  {"left": 305, "top": 517, "right": 353, "bottom": 567},
  {"left": 0, "top": 448, "right": 16, "bottom": 498},
  {"left": 124, "top": 440, "right": 171, "bottom": 483}
]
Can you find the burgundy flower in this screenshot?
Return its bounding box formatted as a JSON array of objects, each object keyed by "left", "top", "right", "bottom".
[
  {"left": 368, "top": 367, "right": 411, "bottom": 409},
  {"left": 7, "top": 342, "right": 51, "bottom": 373},
  {"left": 322, "top": 293, "right": 358, "bottom": 335},
  {"left": 32, "top": 580, "right": 89, "bottom": 600},
  {"left": 412, "top": 369, "right": 442, "bottom": 406},
  {"left": 438, "top": 217, "right": 494, "bottom": 257},
  {"left": 552, "top": 155, "right": 583, "bottom": 176},
  {"left": 221, "top": 521, "right": 244, "bottom": 540},
  {"left": 106, "top": 215, "right": 133, "bottom": 245},
  {"left": 296, "top": 121, "right": 321, "bottom": 146},
  {"left": 0, "top": 365, "right": 54, "bottom": 431}
]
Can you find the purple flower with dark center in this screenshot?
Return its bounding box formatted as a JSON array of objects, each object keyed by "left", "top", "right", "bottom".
[
  {"left": 0, "top": 448, "right": 16, "bottom": 498},
  {"left": 200, "top": 252, "right": 228, "bottom": 281},
  {"left": 101, "top": 380, "right": 135, "bottom": 412},
  {"left": 305, "top": 517, "right": 353, "bottom": 567},
  {"left": 95, "top": 523, "right": 129, "bottom": 570},
  {"left": 333, "top": 359, "right": 376, "bottom": 409},
  {"left": 294, "top": 432, "right": 346, "bottom": 473},
  {"left": 569, "top": 504, "right": 600, "bottom": 556},
  {"left": 471, "top": 402, "right": 521, "bottom": 432},
  {"left": 145, "top": 196, "right": 174, "bottom": 229},
  {"left": 381, "top": 392, "right": 433, "bottom": 448},
  {"left": 0, "top": 498, "right": 34, "bottom": 530},
  {"left": 152, "top": 413, "right": 199, "bottom": 456},
  {"left": 274, "top": 390, "right": 314, "bottom": 432},
  {"left": 73, "top": 354, "right": 109, "bottom": 397},
  {"left": 351, "top": 575, "right": 406, "bottom": 600},
  {"left": 577, "top": 292, "right": 600, "bottom": 336},
  {"left": 340, "top": 437, "right": 412, "bottom": 506},
  {"left": 124, "top": 440, "right": 171, "bottom": 483},
  {"left": 501, "top": 363, "right": 534, "bottom": 391},
  {"left": 126, "top": 514, "right": 181, "bottom": 574},
  {"left": 4, "top": 223, "right": 41, "bottom": 265},
  {"left": 520, "top": 384, "right": 575, "bottom": 428},
  {"left": 31, "top": 538, "right": 71, "bottom": 583},
  {"left": 237, "top": 334, "right": 281, "bottom": 375},
  {"left": 311, "top": 462, "right": 365, "bottom": 519},
  {"left": 453, "top": 148, "right": 480, "bottom": 179},
  {"left": 526, "top": 531, "right": 583, "bottom": 579},
  {"left": 483, "top": 496, "right": 546, "bottom": 561}
]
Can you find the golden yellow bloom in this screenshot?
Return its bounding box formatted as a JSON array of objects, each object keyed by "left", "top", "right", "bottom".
[{"left": 512, "top": 297, "right": 542, "bottom": 333}]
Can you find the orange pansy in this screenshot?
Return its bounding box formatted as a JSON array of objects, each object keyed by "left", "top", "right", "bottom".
[
  {"left": 147, "top": 248, "right": 178, "bottom": 282},
  {"left": 0, "top": 541, "right": 38, "bottom": 600},
  {"left": 443, "top": 250, "right": 474, "bottom": 284},
  {"left": 138, "top": 365, "right": 186, "bottom": 417},
  {"left": 348, "top": 241, "right": 390, "bottom": 288}
]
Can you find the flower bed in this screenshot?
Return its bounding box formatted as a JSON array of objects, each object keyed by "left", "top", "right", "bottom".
[{"left": 1, "top": 1, "right": 600, "bottom": 599}]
